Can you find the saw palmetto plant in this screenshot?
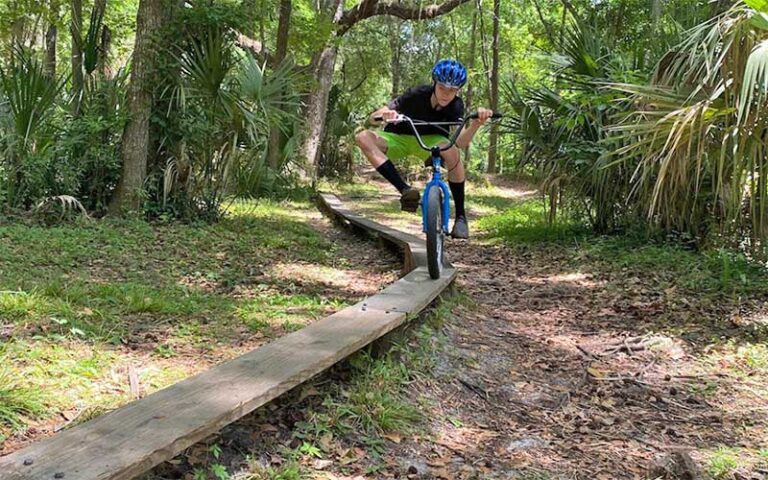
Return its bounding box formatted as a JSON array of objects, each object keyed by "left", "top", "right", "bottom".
[{"left": 608, "top": 0, "right": 768, "bottom": 252}]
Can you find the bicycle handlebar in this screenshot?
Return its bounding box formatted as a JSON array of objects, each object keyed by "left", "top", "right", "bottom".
[{"left": 372, "top": 112, "right": 503, "bottom": 153}]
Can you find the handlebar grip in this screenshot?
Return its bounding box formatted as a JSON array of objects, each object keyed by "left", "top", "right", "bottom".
[
  {"left": 467, "top": 112, "right": 504, "bottom": 119},
  {"left": 373, "top": 116, "right": 383, "bottom": 121}
]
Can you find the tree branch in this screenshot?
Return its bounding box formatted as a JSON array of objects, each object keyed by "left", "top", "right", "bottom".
[
  {"left": 337, "top": 0, "right": 473, "bottom": 36},
  {"left": 234, "top": 30, "right": 273, "bottom": 64}
]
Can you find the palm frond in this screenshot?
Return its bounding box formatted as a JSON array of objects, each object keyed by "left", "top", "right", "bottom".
[{"left": 0, "top": 49, "right": 67, "bottom": 144}]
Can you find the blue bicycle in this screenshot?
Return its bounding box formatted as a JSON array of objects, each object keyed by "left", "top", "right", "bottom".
[{"left": 378, "top": 112, "right": 502, "bottom": 279}]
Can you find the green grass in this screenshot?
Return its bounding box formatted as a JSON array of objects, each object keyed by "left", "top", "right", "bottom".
[
  {"left": 0, "top": 366, "right": 45, "bottom": 435},
  {"left": 333, "top": 352, "right": 424, "bottom": 434},
  {"left": 707, "top": 446, "right": 741, "bottom": 479},
  {"left": 0, "top": 199, "right": 361, "bottom": 440},
  {"left": 476, "top": 198, "right": 590, "bottom": 243},
  {"left": 478, "top": 199, "right": 768, "bottom": 299}
]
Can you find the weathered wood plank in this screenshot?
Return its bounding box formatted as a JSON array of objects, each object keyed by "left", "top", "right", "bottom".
[
  {"left": 361, "top": 266, "right": 457, "bottom": 314},
  {"left": 319, "top": 193, "right": 424, "bottom": 248},
  {"left": 0, "top": 306, "right": 406, "bottom": 480}
]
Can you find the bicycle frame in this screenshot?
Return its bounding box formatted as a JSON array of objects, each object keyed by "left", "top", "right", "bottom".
[{"left": 422, "top": 148, "right": 451, "bottom": 233}]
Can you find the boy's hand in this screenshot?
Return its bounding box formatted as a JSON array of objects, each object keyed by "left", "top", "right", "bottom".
[
  {"left": 372, "top": 107, "right": 400, "bottom": 125},
  {"left": 475, "top": 108, "right": 494, "bottom": 125}
]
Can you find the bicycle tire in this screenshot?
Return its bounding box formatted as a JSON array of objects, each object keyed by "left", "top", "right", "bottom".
[{"left": 426, "top": 187, "right": 444, "bottom": 279}]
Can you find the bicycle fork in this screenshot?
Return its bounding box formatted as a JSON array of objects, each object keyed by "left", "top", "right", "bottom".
[{"left": 422, "top": 149, "right": 452, "bottom": 234}]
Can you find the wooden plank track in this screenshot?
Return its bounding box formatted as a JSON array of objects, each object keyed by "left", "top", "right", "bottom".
[
  {"left": 0, "top": 194, "right": 457, "bottom": 480},
  {"left": 317, "top": 193, "right": 454, "bottom": 273}
]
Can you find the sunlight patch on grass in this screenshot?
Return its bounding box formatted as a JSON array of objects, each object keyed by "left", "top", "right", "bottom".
[
  {"left": 0, "top": 198, "right": 382, "bottom": 441},
  {"left": 267, "top": 262, "right": 359, "bottom": 288},
  {"left": 0, "top": 364, "right": 46, "bottom": 437},
  {"left": 236, "top": 292, "right": 347, "bottom": 335},
  {"left": 319, "top": 180, "right": 380, "bottom": 199},
  {"left": 470, "top": 182, "right": 536, "bottom": 217},
  {"left": 141, "top": 362, "right": 199, "bottom": 392},
  {"left": 700, "top": 341, "right": 768, "bottom": 382},
  {"left": 0, "top": 339, "right": 131, "bottom": 435},
  {"left": 477, "top": 199, "right": 588, "bottom": 244}
]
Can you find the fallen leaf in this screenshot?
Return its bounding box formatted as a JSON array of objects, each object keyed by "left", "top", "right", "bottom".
[
  {"left": 318, "top": 432, "right": 334, "bottom": 451},
  {"left": 433, "top": 467, "right": 451, "bottom": 479},
  {"left": 299, "top": 386, "right": 321, "bottom": 402},
  {"left": 383, "top": 432, "right": 402, "bottom": 444},
  {"left": 312, "top": 459, "right": 333, "bottom": 470},
  {"left": 587, "top": 367, "right": 607, "bottom": 378}
]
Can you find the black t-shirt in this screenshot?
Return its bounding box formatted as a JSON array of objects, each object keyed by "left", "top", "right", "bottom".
[{"left": 385, "top": 85, "right": 464, "bottom": 138}]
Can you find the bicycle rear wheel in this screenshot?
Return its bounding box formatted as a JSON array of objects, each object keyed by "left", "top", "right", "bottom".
[{"left": 425, "top": 187, "right": 444, "bottom": 279}]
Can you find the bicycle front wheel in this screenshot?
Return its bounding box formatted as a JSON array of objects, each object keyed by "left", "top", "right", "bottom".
[{"left": 425, "top": 187, "right": 444, "bottom": 279}]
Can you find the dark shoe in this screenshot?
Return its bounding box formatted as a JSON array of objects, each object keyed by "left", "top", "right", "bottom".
[
  {"left": 400, "top": 187, "right": 420, "bottom": 212},
  {"left": 451, "top": 215, "right": 469, "bottom": 239}
]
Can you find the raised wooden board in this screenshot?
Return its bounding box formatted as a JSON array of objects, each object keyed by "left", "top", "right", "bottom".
[
  {"left": 0, "top": 194, "right": 457, "bottom": 480},
  {"left": 318, "top": 193, "right": 454, "bottom": 272}
]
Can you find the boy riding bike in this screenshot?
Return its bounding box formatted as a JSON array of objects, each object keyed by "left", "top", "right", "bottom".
[{"left": 355, "top": 59, "right": 494, "bottom": 239}]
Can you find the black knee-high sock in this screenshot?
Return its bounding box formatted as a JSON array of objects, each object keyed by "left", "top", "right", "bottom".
[
  {"left": 376, "top": 160, "right": 409, "bottom": 193},
  {"left": 449, "top": 181, "right": 465, "bottom": 218}
]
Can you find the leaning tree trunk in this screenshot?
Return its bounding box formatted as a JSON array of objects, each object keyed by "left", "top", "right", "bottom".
[
  {"left": 266, "top": 0, "right": 293, "bottom": 170},
  {"left": 109, "top": 0, "right": 164, "bottom": 214},
  {"left": 486, "top": 0, "right": 500, "bottom": 174},
  {"left": 299, "top": 0, "right": 344, "bottom": 176}
]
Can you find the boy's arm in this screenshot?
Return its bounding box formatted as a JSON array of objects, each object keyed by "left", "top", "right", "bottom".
[{"left": 456, "top": 107, "right": 494, "bottom": 149}]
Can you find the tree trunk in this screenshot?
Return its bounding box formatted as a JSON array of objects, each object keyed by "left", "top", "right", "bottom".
[
  {"left": 71, "top": 0, "right": 84, "bottom": 116},
  {"left": 463, "top": 2, "right": 478, "bottom": 164},
  {"left": 99, "top": 25, "right": 112, "bottom": 78},
  {"left": 43, "top": 0, "right": 60, "bottom": 77},
  {"left": 486, "top": 0, "right": 500, "bottom": 174},
  {"left": 109, "top": 0, "right": 164, "bottom": 214},
  {"left": 389, "top": 19, "right": 402, "bottom": 98},
  {"left": 299, "top": 0, "right": 344, "bottom": 176},
  {"left": 44, "top": 24, "right": 57, "bottom": 78},
  {"left": 301, "top": 44, "right": 340, "bottom": 176},
  {"left": 267, "top": 0, "right": 292, "bottom": 170}
]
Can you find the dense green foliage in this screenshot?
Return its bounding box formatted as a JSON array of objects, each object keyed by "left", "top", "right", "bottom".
[{"left": 3, "top": 0, "right": 768, "bottom": 252}]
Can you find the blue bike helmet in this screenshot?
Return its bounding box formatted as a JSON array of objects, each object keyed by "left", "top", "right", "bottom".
[{"left": 432, "top": 59, "right": 468, "bottom": 88}]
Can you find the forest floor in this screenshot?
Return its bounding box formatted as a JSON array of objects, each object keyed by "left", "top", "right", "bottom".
[{"left": 143, "top": 168, "right": 768, "bottom": 480}]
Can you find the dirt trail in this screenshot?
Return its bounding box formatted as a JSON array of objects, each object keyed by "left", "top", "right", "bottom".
[{"left": 330, "top": 172, "right": 760, "bottom": 479}]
